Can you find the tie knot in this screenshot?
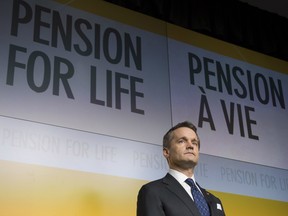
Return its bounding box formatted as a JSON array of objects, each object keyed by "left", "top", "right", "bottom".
[{"left": 185, "top": 178, "right": 196, "bottom": 189}]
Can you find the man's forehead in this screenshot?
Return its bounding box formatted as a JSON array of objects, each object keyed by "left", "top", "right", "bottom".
[{"left": 172, "top": 127, "right": 197, "bottom": 137}]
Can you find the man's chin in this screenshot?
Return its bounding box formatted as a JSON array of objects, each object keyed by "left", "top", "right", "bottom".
[{"left": 183, "top": 160, "right": 197, "bottom": 168}]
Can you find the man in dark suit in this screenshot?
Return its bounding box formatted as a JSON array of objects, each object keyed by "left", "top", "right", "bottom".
[{"left": 137, "top": 121, "right": 225, "bottom": 216}]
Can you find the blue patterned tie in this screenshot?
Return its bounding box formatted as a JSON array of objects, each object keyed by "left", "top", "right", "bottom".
[{"left": 185, "top": 178, "right": 210, "bottom": 216}]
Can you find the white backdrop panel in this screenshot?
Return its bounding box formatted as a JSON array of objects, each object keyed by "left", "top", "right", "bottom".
[
  {"left": 168, "top": 38, "right": 288, "bottom": 169},
  {"left": 0, "top": 0, "right": 171, "bottom": 145}
]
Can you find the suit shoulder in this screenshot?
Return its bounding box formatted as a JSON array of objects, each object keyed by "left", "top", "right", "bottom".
[{"left": 140, "top": 178, "right": 164, "bottom": 190}]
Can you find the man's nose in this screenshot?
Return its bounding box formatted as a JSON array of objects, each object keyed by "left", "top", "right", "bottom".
[{"left": 186, "top": 141, "right": 194, "bottom": 149}]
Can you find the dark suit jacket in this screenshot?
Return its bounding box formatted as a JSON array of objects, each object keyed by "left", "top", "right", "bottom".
[{"left": 137, "top": 173, "right": 225, "bottom": 216}]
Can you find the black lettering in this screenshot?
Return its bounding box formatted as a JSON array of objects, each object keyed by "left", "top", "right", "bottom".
[
  {"left": 51, "top": 11, "right": 72, "bottom": 51},
  {"left": 237, "top": 104, "right": 245, "bottom": 137},
  {"left": 254, "top": 73, "right": 269, "bottom": 105},
  {"left": 74, "top": 18, "right": 93, "bottom": 56},
  {"left": 106, "top": 70, "right": 113, "bottom": 107},
  {"left": 34, "top": 5, "right": 51, "bottom": 45},
  {"left": 246, "top": 70, "right": 255, "bottom": 101},
  {"left": 103, "top": 28, "right": 122, "bottom": 64},
  {"left": 188, "top": 52, "right": 202, "bottom": 85},
  {"left": 11, "top": 0, "right": 33, "bottom": 36},
  {"left": 198, "top": 94, "right": 215, "bottom": 130},
  {"left": 220, "top": 100, "right": 235, "bottom": 135},
  {"left": 27, "top": 51, "right": 51, "bottom": 93},
  {"left": 221, "top": 101, "right": 258, "bottom": 139},
  {"left": 203, "top": 57, "right": 216, "bottom": 91},
  {"left": 94, "top": 24, "right": 101, "bottom": 59},
  {"left": 245, "top": 106, "right": 259, "bottom": 140},
  {"left": 124, "top": 33, "right": 142, "bottom": 70},
  {"left": 216, "top": 62, "right": 232, "bottom": 95},
  {"left": 7, "top": 44, "right": 27, "bottom": 85},
  {"left": 269, "top": 78, "right": 285, "bottom": 109},
  {"left": 130, "top": 76, "right": 144, "bottom": 114},
  {"left": 233, "top": 66, "right": 247, "bottom": 99},
  {"left": 53, "top": 56, "right": 74, "bottom": 99},
  {"left": 90, "top": 66, "right": 105, "bottom": 106},
  {"left": 115, "top": 72, "right": 129, "bottom": 109}
]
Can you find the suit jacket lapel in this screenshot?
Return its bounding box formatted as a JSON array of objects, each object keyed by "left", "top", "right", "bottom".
[
  {"left": 163, "top": 174, "right": 201, "bottom": 216},
  {"left": 199, "top": 184, "right": 215, "bottom": 215}
]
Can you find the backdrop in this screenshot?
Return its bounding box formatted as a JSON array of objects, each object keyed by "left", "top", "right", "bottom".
[{"left": 0, "top": 0, "right": 287, "bottom": 215}]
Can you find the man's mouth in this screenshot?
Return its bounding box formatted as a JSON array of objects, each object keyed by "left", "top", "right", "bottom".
[{"left": 185, "top": 152, "right": 195, "bottom": 155}]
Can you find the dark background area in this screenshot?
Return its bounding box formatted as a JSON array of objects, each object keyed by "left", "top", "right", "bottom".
[{"left": 104, "top": 0, "right": 288, "bottom": 62}]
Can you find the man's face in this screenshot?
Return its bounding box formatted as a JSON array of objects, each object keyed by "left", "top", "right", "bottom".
[{"left": 163, "top": 127, "right": 200, "bottom": 170}]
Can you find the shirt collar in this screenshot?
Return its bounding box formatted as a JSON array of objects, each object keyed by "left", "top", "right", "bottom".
[{"left": 168, "top": 168, "right": 196, "bottom": 184}]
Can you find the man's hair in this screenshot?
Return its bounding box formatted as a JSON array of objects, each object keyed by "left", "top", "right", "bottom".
[{"left": 162, "top": 121, "right": 200, "bottom": 149}]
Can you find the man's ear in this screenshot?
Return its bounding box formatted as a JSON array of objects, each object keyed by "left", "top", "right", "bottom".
[{"left": 163, "top": 147, "right": 169, "bottom": 159}]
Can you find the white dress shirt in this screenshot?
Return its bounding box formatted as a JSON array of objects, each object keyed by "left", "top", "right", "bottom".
[{"left": 168, "top": 168, "right": 203, "bottom": 201}]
